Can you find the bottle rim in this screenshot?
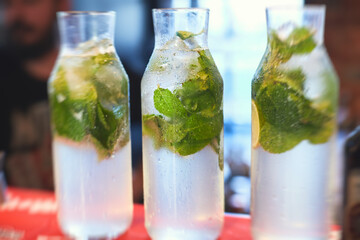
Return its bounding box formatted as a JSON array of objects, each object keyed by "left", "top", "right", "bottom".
[
  {"left": 57, "top": 11, "right": 116, "bottom": 17},
  {"left": 266, "top": 4, "right": 325, "bottom": 12},
  {"left": 152, "top": 8, "right": 209, "bottom": 13}
]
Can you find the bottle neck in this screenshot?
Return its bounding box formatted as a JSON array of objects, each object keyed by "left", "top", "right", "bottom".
[
  {"left": 57, "top": 11, "right": 115, "bottom": 52},
  {"left": 266, "top": 5, "right": 325, "bottom": 46},
  {"left": 152, "top": 8, "right": 209, "bottom": 49}
]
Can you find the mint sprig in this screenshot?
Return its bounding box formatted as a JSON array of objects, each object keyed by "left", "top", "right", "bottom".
[
  {"left": 143, "top": 48, "right": 224, "bottom": 170},
  {"left": 49, "top": 51, "right": 129, "bottom": 159},
  {"left": 252, "top": 26, "right": 337, "bottom": 154}
]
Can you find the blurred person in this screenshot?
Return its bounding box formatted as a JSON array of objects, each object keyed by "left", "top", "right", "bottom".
[{"left": 0, "top": 0, "right": 70, "bottom": 189}]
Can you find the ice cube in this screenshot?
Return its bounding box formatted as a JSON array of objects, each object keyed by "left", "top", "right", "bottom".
[
  {"left": 94, "top": 64, "right": 127, "bottom": 105},
  {"left": 162, "top": 36, "right": 190, "bottom": 51},
  {"left": 277, "top": 22, "right": 296, "bottom": 40},
  {"left": 76, "top": 38, "right": 114, "bottom": 56}
]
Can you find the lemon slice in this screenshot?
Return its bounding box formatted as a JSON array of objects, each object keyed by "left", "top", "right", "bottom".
[{"left": 252, "top": 100, "right": 260, "bottom": 148}]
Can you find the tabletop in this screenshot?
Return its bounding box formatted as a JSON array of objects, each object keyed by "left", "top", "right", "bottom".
[{"left": 0, "top": 188, "right": 252, "bottom": 239}]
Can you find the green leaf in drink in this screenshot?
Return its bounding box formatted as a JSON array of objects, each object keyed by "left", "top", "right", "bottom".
[
  {"left": 153, "top": 88, "right": 188, "bottom": 118},
  {"left": 286, "top": 27, "right": 317, "bottom": 54},
  {"left": 142, "top": 40, "right": 223, "bottom": 170},
  {"left": 142, "top": 114, "right": 165, "bottom": 149},
  {"left": 176, "top": 30, "right": 204, "bottom": 40},
  {"left": 49, "top": 50, "right": 130, "bottom": 160},
  {"left": 252, "top": 26, "right": 336, "bottom": 154}
]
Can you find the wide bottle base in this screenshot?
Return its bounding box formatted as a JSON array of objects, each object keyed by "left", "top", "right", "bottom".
[
  {"left": 59, "top": 218, "right": 132, "bottom": 239},
  {"left": 147, "top": 227, "right": 222, "bottom": 240},
  {"left": 252, "top": 230, "right": 327, "bottom": 240}
]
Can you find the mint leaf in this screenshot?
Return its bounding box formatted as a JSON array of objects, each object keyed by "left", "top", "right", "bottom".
[
  {"left": 90, "top": 103, "right": 125, "bottom": 158},
  {"left": 50, "top": 67, "right": 88, "bottom": 142},
  {"left": 176, "top": 31, "right": 196, "bottom": 40},
  {"left": 174, "top": 75, "right": 217, "bottom": 117},
  {"left": 252, "top": 66, "right": 266, "bottom": 99},
  {"left": 195, "top": 50, "right": 223, "bottom": 113},
  {"left": 254, "top": 68, "right": 305, "bottom": 99},
  {"left": 286, "top": 27, "right": 316, "bottom": 54},
  {"left": 270, "top": 33, "right": 293, "bottom": 62},
  {"left": 173, "top": 137, "right": 210, "bottom": 156},
  {"left": 184, "top": 113, "right": 223, "bottom": 141},
  {"left": 269, "top": 27, "right": 316, "bottom": 63},
  {"left": 282, "top": 68, "right": 305, "bottom": 92},
  {"left": 92, "top": 52, "right": 117, "bottom": 65},
  {"left": 308, "top": 119, "right": 336, "bottom": 144},
  {"left": 259, "top": 121, "right": 303, "bottom": 154},
  {"left": 197, "top": 50, "right": 224, "bottom": 98},
  {"left": 256, "top": 83, "right": 303, "bottom": 131},
  {"left": 143, "top": 114, "right": 165, "bottom": 149},
  {"left": 162, "top": 121, "right": 187, "bottom": 144},
  {"left": 176, "top": 30, "right": 204, "bottom": 40},
  {"left": 154, "top": 87, "right": 188, "bottom": 118},
  {"left": 52, "top": 67, "right": 69, "bottom": 93}
]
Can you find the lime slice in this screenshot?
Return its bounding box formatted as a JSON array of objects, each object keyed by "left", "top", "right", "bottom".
[{"left": 252, "top": 100, "right": 260, "bottom": 148}]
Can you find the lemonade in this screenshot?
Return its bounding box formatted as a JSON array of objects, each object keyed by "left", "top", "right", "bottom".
[
  {"left": 251, "top": 6, "right": 338, "bottom": 240},
  {"left": 141, "top": 8, "right": 224, "bottom": 240},
  {"left": 48, "top": 29, "right": 133, "bottom": 238}
]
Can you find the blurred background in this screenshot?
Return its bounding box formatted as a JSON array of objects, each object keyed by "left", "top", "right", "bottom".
[{"left": 0, "top": 0, "right": 358, "bottom": 215}]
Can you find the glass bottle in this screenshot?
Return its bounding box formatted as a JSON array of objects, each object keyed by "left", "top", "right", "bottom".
[
  {"left": 141, "top": 8, "right": 224, "bottom": 240},
  {"left": 48, "top": 12, "right": 133, "bottom": 239},
  {"left": 251, "top": 5, "right": 339, "bottom": 239},
  {"left": 344, "top": 126, "right": 360, "bottom": 240}
]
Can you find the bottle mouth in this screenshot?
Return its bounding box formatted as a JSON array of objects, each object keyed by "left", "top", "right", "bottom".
[
  {"left": 266, "top": 4, "right": 325, "bottom": 12},
  {"left": 266, "top": 4, "right": 325, "bottom": 46},
  {"left": 152, "top": 8, "right": 209, "bottom": 13},
  {"left": 57, "top": 11, "right": 116, "bottom": 17}
]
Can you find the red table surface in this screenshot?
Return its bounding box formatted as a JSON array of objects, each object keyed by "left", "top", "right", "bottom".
[{"left": 0, "top": 188, "right": 252, "bottom": 240}]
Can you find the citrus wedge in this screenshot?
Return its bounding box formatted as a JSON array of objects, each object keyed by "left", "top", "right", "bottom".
[{"left": 252, "top": 100, "right": 260, "bottom": 148}]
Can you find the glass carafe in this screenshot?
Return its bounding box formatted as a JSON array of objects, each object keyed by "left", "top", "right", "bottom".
[
  {"left": 251, "top": 5, "right": 339, "bottom": 240},
  {"left": 141, "top": 8, "right": 224, "bottom": 240},
  {"left": 48, "top": 11, "right": 133, "bottom": 239}
]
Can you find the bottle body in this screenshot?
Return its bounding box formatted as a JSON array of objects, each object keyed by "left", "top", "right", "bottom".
[
  {"left": 251, "top": 6, "right": 339, "bottom": 240},
  {"left": 49, "top": 12, "right": 133, "bottom": 239},
  {"left": 141, "top": 8, "right": 224, "bottom": 240}
]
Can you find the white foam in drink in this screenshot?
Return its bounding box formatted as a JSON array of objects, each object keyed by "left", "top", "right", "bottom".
[{"left": 54, "top": 138, "right": 133, "bottom": 239}]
